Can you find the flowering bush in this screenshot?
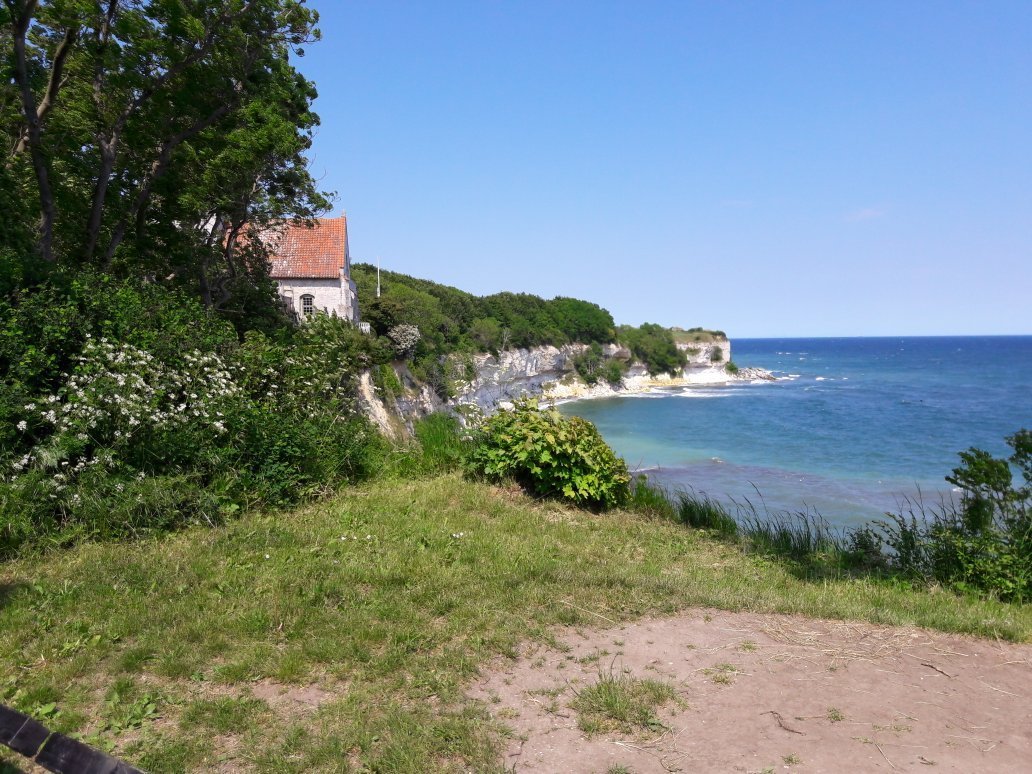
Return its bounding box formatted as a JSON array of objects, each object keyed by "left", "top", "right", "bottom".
[
  {"left": 0, "top": 279, "right": 387, "bottom": 556},
  {"left": 388, "top": 324, "right": 421, "bottom": 359}
]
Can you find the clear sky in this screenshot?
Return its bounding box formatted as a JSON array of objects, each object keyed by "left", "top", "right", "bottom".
[{"left": 295, "top": 1, "right": 1031, "bottom": 337}]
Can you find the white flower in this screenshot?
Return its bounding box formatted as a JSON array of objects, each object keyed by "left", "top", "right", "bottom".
[{"left": 16, "top": 420, "right": 27, "bottom": 432}]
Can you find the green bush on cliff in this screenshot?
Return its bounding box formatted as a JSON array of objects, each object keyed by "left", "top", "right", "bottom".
[
  {"left": 466, "top": 399, "right": 630, "bottom": 510},
  {"left": 617, "top": 323, "right": 687, "bottom": 376},
  {"left": 573, "top": 343, "right": 605, "bottom": 384},
  {"left": 352, "top": 264, "right": 616, "bottom": 356},
  {"left": 602, "top": 359, "right": 627, "bottom": 384}
]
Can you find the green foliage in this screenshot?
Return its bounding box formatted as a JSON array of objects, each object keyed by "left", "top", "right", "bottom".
[
  {"left": 617, "top": 323, "right": 687, "bottom": 376},
  {"left": 372, "top": 364, "right": 404, "bottom": 402},
  {"left": 571, "top": 342, "right": 625, "bottom": 386},
  {"left": 352, "top": 264, "right": 616, "bottom": 358},
  {"left": 710, "top": 346, "right": 724, "bottom": 363},
  {"left": 601, "top": 358, "right": 627, "bottom": 385},
  {"left": 412, "top": 413, "right": 467, "bottom": 475},
  {"left": 3, "top": 0, "right": 329, "bottom": 318},
  {"left": 724, "top": 361, "right": 740, "bottom": 375},
  {"left": 0, "top": 278, "right": 386, "bottom": 556},
  {"left": 466, "top": 399, "right": 630, "bottom": 510},
  {"left": 873, "top": 430, "right": 1031, "bottom": 601},
  {"left": 572, "top": 343, "right": 605, "bottom": 385}
]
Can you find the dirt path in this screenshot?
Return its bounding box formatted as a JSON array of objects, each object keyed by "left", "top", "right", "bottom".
[{"left": 469, "top": 609, "right": 1032, "bottom": 773}]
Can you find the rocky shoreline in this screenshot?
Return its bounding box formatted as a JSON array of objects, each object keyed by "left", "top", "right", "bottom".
[{"left": 538, "top": 365, "right": 776, "bottom": 407}]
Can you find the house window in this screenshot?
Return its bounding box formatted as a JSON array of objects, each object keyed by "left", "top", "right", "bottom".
[{"left": 300, "top": 294, "right": 315, "bottom": 316}]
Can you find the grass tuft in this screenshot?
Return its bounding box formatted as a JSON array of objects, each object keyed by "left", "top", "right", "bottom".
[{"left": 571, "top": 669, "right": 677, "bottom": 736}]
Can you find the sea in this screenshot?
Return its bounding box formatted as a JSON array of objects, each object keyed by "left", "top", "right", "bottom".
[{"left": 558, "top": 336, "right": 1032, "bottom": 529}]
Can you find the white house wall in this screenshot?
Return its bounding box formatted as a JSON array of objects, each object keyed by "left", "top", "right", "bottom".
[{"left": 276, "top": 278, "right": 358, "bottom": 321}]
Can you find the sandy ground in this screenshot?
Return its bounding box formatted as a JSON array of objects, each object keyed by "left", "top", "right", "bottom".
[{"left": 469, "top": 609, "right": 1032, "bottom": 773}]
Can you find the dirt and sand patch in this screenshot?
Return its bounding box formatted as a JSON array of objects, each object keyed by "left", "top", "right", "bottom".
[{"left": 470, "top": 608, "right": 1032, "bottom": 773}]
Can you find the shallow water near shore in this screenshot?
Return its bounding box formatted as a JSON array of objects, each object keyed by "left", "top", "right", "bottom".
[{"left": 559, "top": 336, "right": 1032, "bottom": 529}]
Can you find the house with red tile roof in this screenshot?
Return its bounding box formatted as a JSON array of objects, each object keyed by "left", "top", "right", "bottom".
[{"left": 265, "top": 214, "right": 359, "bottom": 321}]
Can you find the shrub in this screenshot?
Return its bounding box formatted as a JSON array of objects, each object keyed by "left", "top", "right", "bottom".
[
  {"left": 724, "top": 361, "right": 740, "bottom": 375},
  {"left": 602, "top": 359, "right": 626, "bottom": 385},
  {"left": 871, "top": 430, "right": 1031, "bottom": 601},
  {"left": 465, "top": 399, "right": 630, "bottom": 510},
  {"left": 372, "top": 363, "right": 404, "bottom": 401},
  {"left": 412, "top": 413, "right": 467, "bottom": 475},
  {"left": 0, "top": 287, "right": 386, "bottom": 555},
  {"left": 617, "top": 324, "right": 687, "bottom": 377},
  {"left": 573, "top": 343, "right": 605, "bottom": 385},
  {"left": 388, "top": 324, "right": 421, "bottom": 359},
  {"left": 710, "top": 346, "right": 724, "bottom": 363}
]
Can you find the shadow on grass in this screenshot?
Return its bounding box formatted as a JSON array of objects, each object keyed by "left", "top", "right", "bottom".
[{"left": 0, "top": 583, "right": 27, "bottom": 612}]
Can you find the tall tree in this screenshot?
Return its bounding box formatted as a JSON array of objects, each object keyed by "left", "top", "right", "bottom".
[{"left": 2, "top": 0, "right": 329, "bottom": 310}]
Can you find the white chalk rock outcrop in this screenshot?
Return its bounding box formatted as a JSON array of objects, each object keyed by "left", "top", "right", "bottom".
[{"left": 451, "top": 344, "right": 589, "bottom": 411}]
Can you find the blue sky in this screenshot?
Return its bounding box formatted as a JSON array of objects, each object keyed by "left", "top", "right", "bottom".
[{"left": 295, "top": 1, "right": 1031, "bottom": 337}]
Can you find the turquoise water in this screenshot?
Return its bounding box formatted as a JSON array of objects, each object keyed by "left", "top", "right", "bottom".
[{"left": 559, "top": 337, "right": 1032, "bottom": 528}]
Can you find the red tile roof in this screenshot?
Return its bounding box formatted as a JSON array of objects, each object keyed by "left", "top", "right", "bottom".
[{"left": 266, "top": 216, "right": 349, "bottom": 279}]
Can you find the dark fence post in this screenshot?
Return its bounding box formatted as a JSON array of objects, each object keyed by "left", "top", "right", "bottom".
[{"left": 0, "top": 704, "right": 145, "bottom": 773}]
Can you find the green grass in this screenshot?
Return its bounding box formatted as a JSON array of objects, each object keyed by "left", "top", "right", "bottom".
[
  {"left": 571, "top": 670, "right": 677, "bottom": 735},
  {"left": 2, "top": 474, "right": 1030, "bottom": 771},
  {"left": 670, "top": 327, "right": 726, "bottom": 344}
]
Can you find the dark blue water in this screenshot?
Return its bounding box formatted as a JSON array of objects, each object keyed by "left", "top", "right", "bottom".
[{"left": 559, "top": 337, "right": 1032, "bottom": 528}]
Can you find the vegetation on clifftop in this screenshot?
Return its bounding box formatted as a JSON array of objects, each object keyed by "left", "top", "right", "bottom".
[
  {"left": 617, "top": 323, "right": 688, "bottom": 376},
  {"left": 353, "top": 264, "right": 723, "bottom": 382},
  {"left": 352, "top": 262, "right": 616, "bottom": 368}
]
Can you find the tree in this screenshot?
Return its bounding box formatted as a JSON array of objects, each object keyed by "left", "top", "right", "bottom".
[
  {"left": 618, "top": 323, "right": 686, "bottom": 376},
  {"left": 2, "top": 0, "right": 329, "bottom": 315}
]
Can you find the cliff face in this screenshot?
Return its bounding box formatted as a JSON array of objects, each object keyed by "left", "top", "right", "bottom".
[
  {"left": 450, "top": 344, "right": 589, "bottom": 410},
  {"left": 677, "top": 338, "right": 731, "bottom": 368},
  {"left": 360, "top": 335, "right": 763, "bottom": 427},
  {"left": 449, "top": 337, "right": 754, "bottom": 413}
]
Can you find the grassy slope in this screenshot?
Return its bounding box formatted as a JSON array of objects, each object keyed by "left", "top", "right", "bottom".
[
  {"left": 670, "top": 328, "right": 726, "bottom": 344},
  {"left": 2, "top": 475, "right": 1029, "bottom": 772}
]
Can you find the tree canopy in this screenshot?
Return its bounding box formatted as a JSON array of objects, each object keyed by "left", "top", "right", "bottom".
[
  {"left": 351, "top": 263, "right": 617, "bottom": 355},
  {"left": 2, "top": 0, "right": 329, "bottom": 319}
]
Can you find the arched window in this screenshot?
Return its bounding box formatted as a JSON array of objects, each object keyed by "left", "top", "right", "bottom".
[{"left": 300, "top": 294, "right": 315, "bottom": 316}]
